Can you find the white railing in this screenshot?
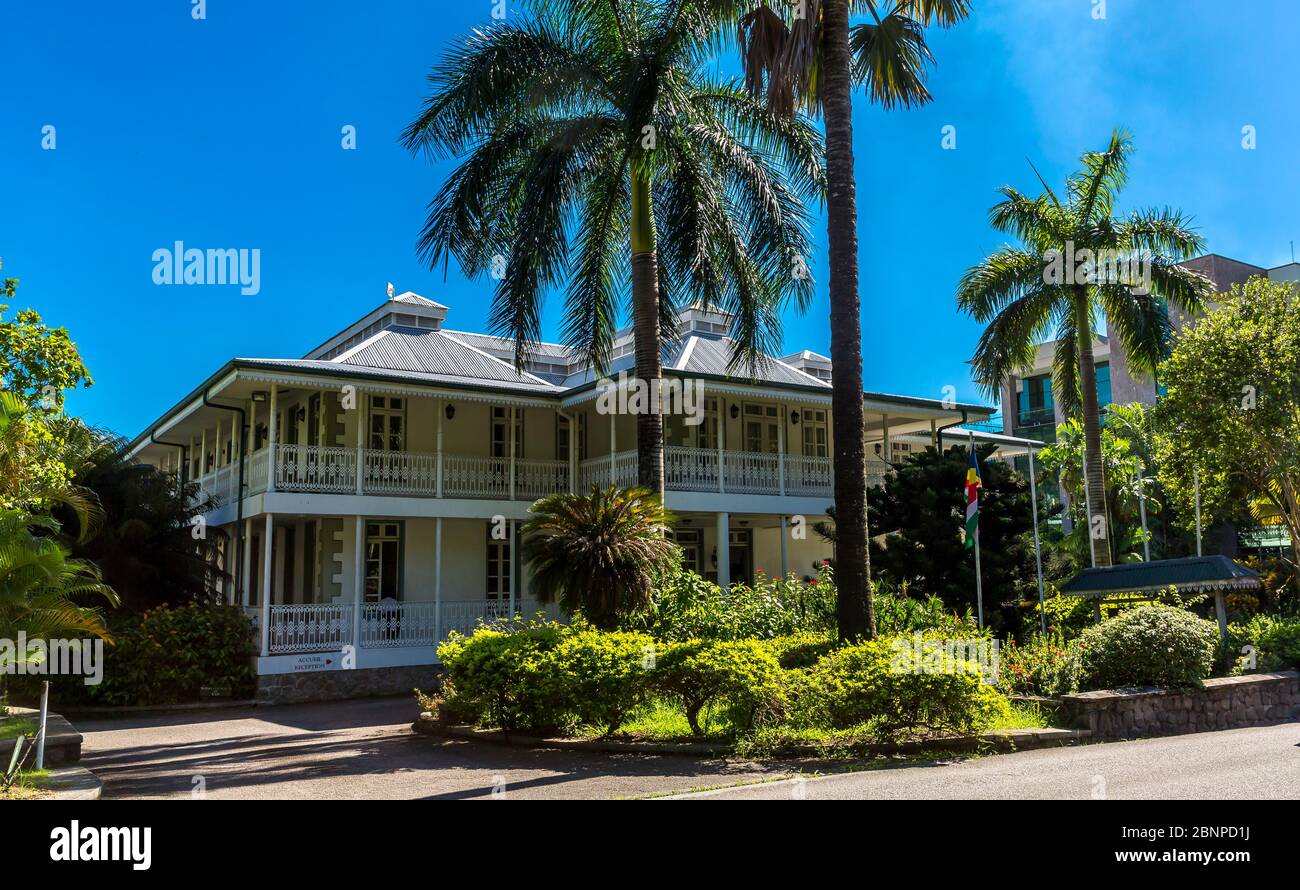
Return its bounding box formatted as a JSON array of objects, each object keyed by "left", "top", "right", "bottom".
[
  {"left": 275, "top": 443, "right": 357, "bottom": 493},
  {"left": 516, "top": 458, "right": 569, "bottom": 498},
  {"left": 786, "top": 454, "right": 833, "bottom": 495},
  {"left": 267, "top": 603, "right": 353, "bottom": 653},
  {"left": 363, "top": 448, "right": 438, "bottom": 495},
  {"left": 664, "top": 445, "right": 719, "bottom": 491},
  {"left": 247, "top": 447, "right": 269, "bottom": 495},
  {"left": 866, "top": 460, "right": 892, "bottom": 487},
  {"left": 359, "top": 601, "right": 438, "bottom": 649},
  {"left": 724, "top": 451, "right": 782, "bottom": 494},
  {"left": 443, "top": 454, "right": 510, "bottom": 498}
]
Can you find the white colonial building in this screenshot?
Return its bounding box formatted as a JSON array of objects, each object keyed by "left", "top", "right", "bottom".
[{"left": 129, "top": 290, "right": 1023, "bottom": 691}]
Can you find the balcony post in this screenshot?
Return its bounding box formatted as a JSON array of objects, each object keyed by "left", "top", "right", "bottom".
[
  {"left": 779, "top": 515, "right": 789, "bottom": 578},
  {"left": 260, "top": 513, "right": 273, "bottom": 656},
  {"left": 508, "top": 519, "right": 517, "bottom": 615},
  {"left": 352, "top": 515, "right": 364, "bottom": 652},
  {"left": 882, "top": 413, "right": 891, "bottom": 463},
  {"left": 608, "top": 411, "right": 616, "bottom": 486},
  {"left": 568, "top": 413, "right": 576, "bottom": 494},
  {"left": 716, "top": 399, "right": 725, "bottom": 494},
  {"left": 931, "top": 418, "right": 938, "bottom": 450},
  {"left": 436, "top": 398, "right": 444, "bottom": 498},
  {"left": 200, "top": 426, "right": 207, "bottom": 485},
  {"left": 242, "top": 516, "right": 253, "bottom": 608},
  {"left": 509, "top": 405, "right": 517, "bottom": 500},
  {"left": 716, "top": 512, "right": 730, "bottom": 589},
  {"left": 777, "top": 406, "right": 786, "bottom": 496},
  {"left": 266, "top": 384, "right": 278, "bottom": 492},
  {"left": 434, "top": 517, "right": 443, "bottom": 644},
  {"left": 355, "top": 392, "right": 364, "bottom": 495}
]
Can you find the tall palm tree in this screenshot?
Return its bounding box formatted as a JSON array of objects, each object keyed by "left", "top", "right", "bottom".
[
  {"left": 957, "top": 130, "right": 1210, "bottom": 567},
  {"left": 403, "top": 0, "right": 824, "bottom": 498},
  {"left": 733, "top": 0, "right": 969, "bottom": 640},
  {"left": 522, "top": 486, "right": 679, "bottom": 628}
]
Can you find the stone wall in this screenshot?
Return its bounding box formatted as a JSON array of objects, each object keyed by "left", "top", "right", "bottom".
[
  {"left": 257, "top": 664, "right": 444, "bottom": 705},
  {"left": 1060, "top": 671, "right": 1300, "bottom": 741}
]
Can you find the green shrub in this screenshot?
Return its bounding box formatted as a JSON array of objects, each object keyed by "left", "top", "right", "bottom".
[
  {"left": 797, "top": 637, "right": 1009, "bottom": 738},
  {"left": 873, "top": 584, "right": 982, "bottom": 638},
  {"left": 1229, "top": 614, "right": 1300, "bottom": 672},
  {"left": 1077, "top": 604, "right": 1217, "bottom": 690},
  {"left": 436, "top": 621, "right": 564, "bottom": 731},
  {"left": 629, "top": 563, "right": 835, "bottom": 641},
  {"left": 654, "top": 639, "right": 787, "bottom": 735},
  {"left": 538, "top": 629, "right": 656, "bottom": 734},
  {"left": 9, "top": 602, "right": 257, "bottom": 707},
  {"left": 995, "top": 633, "right": 1084, "bottom": 696},
  {"left": 765, "top": 632, "right": 839, "bottom": 669}
]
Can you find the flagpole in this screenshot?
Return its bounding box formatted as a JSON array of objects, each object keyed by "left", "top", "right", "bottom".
[
  {"left": 1028, "top": 446, "right": 1047, "bottom": 636},
  {"left": 970, "top": 431, "right": 984, "bottom": 629}
]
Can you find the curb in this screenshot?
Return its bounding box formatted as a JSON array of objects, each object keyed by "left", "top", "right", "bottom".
[
  {"left": 412, "top": 715, "right": 1092, "bottom": 758},
  {"left": 1, "top": 708, "right": 83, "bottom": 765},
  {"left": 37, "top": 765, "right": 103, "bottom": 800},
  {"left": 55, "top": 700, "right": 260, "bottom": 721}
]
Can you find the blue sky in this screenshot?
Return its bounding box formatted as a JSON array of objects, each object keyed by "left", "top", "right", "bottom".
[{"left": 1, "top": 0, "right": 1296, "bottom": 437}]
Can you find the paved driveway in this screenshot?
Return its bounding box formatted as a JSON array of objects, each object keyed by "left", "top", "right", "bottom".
[{"left": 79, "top": 698, "right": 788, "bottom": 800}]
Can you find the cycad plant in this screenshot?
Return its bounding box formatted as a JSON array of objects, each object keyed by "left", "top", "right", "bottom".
[
  {"left": 522, "top": 486, "right": 679, "bottom": 629},
  {"left": 733, "top": 0, "right": 969, "bottom": 641},
  {"left": 958, "top": 130, "right": 1210, "bottom": 567},
  {"left": 403, "top": 0, "right": 824, "bottom": 497}
]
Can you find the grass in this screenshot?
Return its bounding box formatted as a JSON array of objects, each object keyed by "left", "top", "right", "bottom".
[
  {"left": 0, "top": 768, "right": 50, "bottom": 800},
  {"left": 0, "top": 716, "right": 36, "bottom": 741}
]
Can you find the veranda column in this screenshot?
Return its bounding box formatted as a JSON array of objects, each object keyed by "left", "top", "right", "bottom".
[
  {"left": 567, "top": 412, "right": 576, "bottom": 494},
  {"left": 777, "top": 406, "right": 786, "bottom": 496},
  {"left": 882, "top": 413, "right": 891, "bottom": 463},
  {"left": 779, "top": 515, "right": 789, "bottom": 579},
  {"left": 434, "top": 517, "right": 443, "bottom": 645},
  {"left": 608, "top": 410, "right": 616, "bottom": 486},
  {"left": 717, "top": 399, "right": 725, "bottom": 493},
  {"left": 435, "top": 398, "right": 444, "bottom": 498},
  {"left": 930, "top": 419, "right": 938, "bottom": 450},
  {"left": 352, "top": 515, "right": 364, "bottom": 651},
  {"left": 242, "top": 516, "right": 253, "bottom": 608},
  {"left": 508, "top": 520, "right": 517, "bottom": 615},
  {"left": 355, "top": 392, "right": 364, "bottom": 495},
  {"left": 716, "top": 512, "right": 730, "bottom": 590},
  {"left": 260, "top": 513, "right": 273, "bottom": 656},
  {"left": 509, "top": 405, "right": 517, "bottom": 500},
  {"left": 266, "top": 384, "right": 278, "bottom": 492}
]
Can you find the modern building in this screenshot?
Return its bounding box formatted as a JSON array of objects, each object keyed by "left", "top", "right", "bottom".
[{"left": 128, "top": 288, "right": 1021, "bottom": 699}]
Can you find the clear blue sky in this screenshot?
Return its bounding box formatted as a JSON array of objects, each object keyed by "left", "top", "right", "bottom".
[{"left": 1, "top": 0, "right": 1296, "bottom": 437}]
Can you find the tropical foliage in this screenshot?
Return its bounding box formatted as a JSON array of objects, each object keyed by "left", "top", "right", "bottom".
[
  {"left": 403, "top": 0, "right": 824, "bottom": 496},
  {"left": 522, "top": 486, "right": 679, "bottom": 628},
  {"left": 958, "top": 129, "right": 1211, "bottom": 568}
]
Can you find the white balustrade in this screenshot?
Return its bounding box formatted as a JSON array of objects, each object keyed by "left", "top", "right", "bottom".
[
  {"left": 723, "top": 450, "right": 782, "bottom": 494},
  {"left": 363, "top": 448, "right": 438, "bottom": 495},
  {"left": 274, "top": 443, "right": 357, "bottom": 493},
  {"left": 359, "top": 601, "right": 439, "bottom": 648},
  {"left": 442, "top": 454, "right": 510, "bottom": 498},
  {"left": 267, "top": 603, "right": 353, "bottom": 653},
  {"left": 664, "top": 445, "right": 719, "bottom": 491},
  {"left": 785, "top": 454, "right": 833, "bottom": 496}
]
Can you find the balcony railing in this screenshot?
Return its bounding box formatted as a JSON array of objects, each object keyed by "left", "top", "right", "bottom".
[
  {"left": 200, "top": 443, "right": 853, "bottom": 505},
  {"left": 259, "top": 600, "right": 559, "bottom": 654}
]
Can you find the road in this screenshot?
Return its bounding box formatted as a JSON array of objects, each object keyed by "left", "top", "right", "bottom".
[
  {"left": 666, "top": 722, "right": 1300, "bottom": 799},
  {"left": 78, "top": 698, "right": 1299, "bottom": 800}
]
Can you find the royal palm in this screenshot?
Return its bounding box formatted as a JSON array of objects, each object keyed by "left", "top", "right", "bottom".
[
  {"left": 957, "top": 129, "right": 1209, "bottom": 567},
  {"left": 733, "top": 0, "right": 969, "bottom": 639},
  {"left": 403, "top": 0, "right": 824, "bottom": 498}
]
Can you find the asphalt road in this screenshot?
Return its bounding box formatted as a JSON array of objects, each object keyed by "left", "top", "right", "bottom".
[
  {"left": 78, "top": 698, "right": 789, "bottom": 800},
  {"left": 666, "top": 722, "right": 1300, "bottom": 800},
  {"left": 78, "top": 698, "right": 1300, "bottom": 800}
]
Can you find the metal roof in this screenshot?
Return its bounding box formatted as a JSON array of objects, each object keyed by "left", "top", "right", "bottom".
[
  {"left": 1058, "top": 556, "right": 1262, "bottom": 598},
  {"left": 338, "top": 329, "right": 551, "bottom": 387}
]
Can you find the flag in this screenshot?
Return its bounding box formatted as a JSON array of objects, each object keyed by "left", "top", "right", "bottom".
[{"left": 964, "top": 446, "right": 982, "bottom": 549}]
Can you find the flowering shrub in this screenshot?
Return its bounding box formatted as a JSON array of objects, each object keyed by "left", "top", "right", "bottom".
[{"left": 995, "top": 633, "right": 1084, "bottom": 696}]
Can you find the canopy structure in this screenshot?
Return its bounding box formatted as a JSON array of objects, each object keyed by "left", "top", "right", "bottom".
[{"left": 1059, "top": 555, "right": 1261, "bottom": 640}]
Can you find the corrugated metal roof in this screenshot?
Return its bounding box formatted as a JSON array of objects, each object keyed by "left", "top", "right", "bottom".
[
  {"left": 441, "top": 330, "right": 576, "bottom": 361},
  {"left": 338, "top": 330, "right": 550, "bottom": 387},
  {"left": 1059, "top": 556, "right": 1261, "bottom": 597},
  {"left": 681, "top": 336, "right": 830, "bottom": 387}
]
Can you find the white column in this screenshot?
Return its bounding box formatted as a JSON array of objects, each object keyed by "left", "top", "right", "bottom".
[
  {"left": 930, "top": 418, "right": 938, "bottom": 450},
  {"left": 779, "top": 515, "right": 789, "bottom": 579},
  {"left": 568, "top": 413, "right": 577, "bottom": 493},
  {"left": 508, "top": 520, "right": 517, "bottom": 614},
  {"left": 509, "top": 405, "right": 517, "bottom": 500},
  {"left": 355, "top": 392, "right": 365, "bottom": 495},
  {"left": 434, "top": 517, "right": 443, "bottom": 644},
  {"left": 436, "top": 399, "right": 445, "bottom": 498},
  {"left": 716, "top": 511, "right": 730, "bottom": 589},
  {"left": 242, "top": 517, "right": 253, "bottom": 608},
  {"left": 200, "top": 427, "right": 208, "bottom": 482},
  {"left": 717, "top": 400, "right": 725, "bottom": 493},
  {"left": 352, "top": 515, "right": 364, "bottom": 651},
  {"left": 1028, "top": 449, "right": 1047, "bottom": 637},
  {"left": 777, "top": 406, "right": 786, "bottom": 496},
  {"left": 260, "top": 513, "right": 273, "bottom": 656},
  {"left": 266, "top": 384, "right": 278, "bottom": 492},
  {"left": 882, "top": 413, "right": 891, "bottom": 463},
  {"left": 609, "top": 410, "right": 616, "bottom": 486}
]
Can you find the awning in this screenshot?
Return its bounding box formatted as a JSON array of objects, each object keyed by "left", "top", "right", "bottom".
[{"left": 1058, "top": 555, "right": 1261, "bottom": 600}]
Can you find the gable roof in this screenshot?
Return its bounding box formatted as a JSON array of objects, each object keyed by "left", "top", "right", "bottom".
[{"left": 1058, "top": 556, "right": 1261, "bottom": 598}]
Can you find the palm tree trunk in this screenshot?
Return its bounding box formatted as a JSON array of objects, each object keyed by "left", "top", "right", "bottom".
[
  {"left": 1075, "top": 289, "right": 1112, "bottom": 567},
  {"left": 823, "top": 0, "right": 874, "bottom": 641},
  {"left": 630, "top": 169, "right": 665, "bottom": 499}
]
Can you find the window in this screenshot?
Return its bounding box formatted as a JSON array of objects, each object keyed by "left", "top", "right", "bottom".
[
  {"left": 369, "top": 396, "right": 404, "bottom": 451},
  {"left": 1095, "top": 362, "right": 1112, "bottom": 409},
  {"left": 1017, "top": 374, "right": 1054, "bottom": 425},
  {"left": 801, "top": 408, "right": 828, "bottom": 457},
  {"left": 486, "top": 523, "right": 511, "bottom": 601},
  {"left": 557, "top": 413, "right": 586, "bottom": 461},
  {"left": 669, "top": 529, "right": 702, "bottom": 574},
  {"left": 307, "top": 394, "right": 322, "bottom": 447},
  {"left": 696, "top": 398, "right": 720, "bottom": 450},
  {"left": 254, "top": 422, "right": 268, "bottom": 450},
  {"left": 365, "top": 522, "right": 402, "bottom": 602},
  {"left": 744, "top": 404, "right": 780, "bottom": 454},
  {"left": 491, "top": 406, "right": 523, "bottom": 459}
]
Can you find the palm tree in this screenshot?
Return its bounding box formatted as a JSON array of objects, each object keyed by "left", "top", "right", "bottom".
[
  {"left": 0, "top": 509, "right": 118, "bottom": 683},
  {"left": 733, "top": 0, "right": 969, "bottom": 640},
  {"left": 957, "top": 130, "right": 1210, "bottom": 567},
  {"left": 403, "top": 0, "right": 824, "bottom": 498},
  {"left": 522, "top": 486, "right": 679, "bottom": 628}
]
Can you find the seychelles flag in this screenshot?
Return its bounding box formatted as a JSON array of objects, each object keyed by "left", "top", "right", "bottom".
[{"left": 964, "top": 447, "right": 982, "bottom": 549}]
